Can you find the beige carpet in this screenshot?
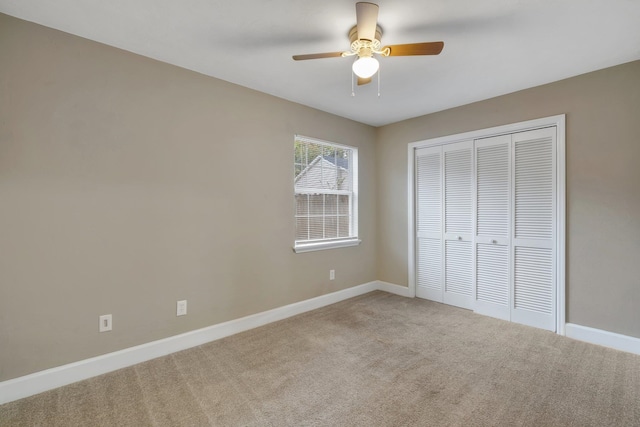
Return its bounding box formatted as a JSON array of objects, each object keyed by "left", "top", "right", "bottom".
[{"left": 2, "top": 291, "right": 639, "bottom": 426}]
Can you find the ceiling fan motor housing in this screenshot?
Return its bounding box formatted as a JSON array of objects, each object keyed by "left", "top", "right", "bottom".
[{"left": 349, "top": 25, "right": 384, "bottom": 58}]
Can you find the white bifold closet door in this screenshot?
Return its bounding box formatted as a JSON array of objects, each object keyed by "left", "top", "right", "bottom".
[
  {"left": 510, "top": 127, "right": 556, "bottom": 331},
  {"left": 415, "top": 140, "right": 474, "bottom": 309},
  {"left": 473, "top": 127, "right": 556, "bottom": 331},
  {"left": 474, "top": 135, "right": 511, "bottom": 321},
  {"left": 415, "top": 125, "right": 558, "bottom": 331},
  {"left": 442, "top": 141, "right": 474, "bottom": 309},
  {"left": 415, "top": 146, "right": 443, "bottom": 301}
]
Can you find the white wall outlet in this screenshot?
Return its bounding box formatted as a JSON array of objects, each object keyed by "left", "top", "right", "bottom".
[
  {"left": 99, "top": 314, "right": 112, "bottom": 332},
  {"left": 177, "top": 300, "right": 187, "bottom": 316},
  {"left": 330, "top": 269, "right": 335, "bottom": 280}
]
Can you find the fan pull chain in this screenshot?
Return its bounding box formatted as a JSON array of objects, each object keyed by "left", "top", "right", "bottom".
[
  {"left": 351, "top": 71, "right": 355, "bottom": 97},
  {"left": 377, "top": 68, "right": 381, "bottom": 97}
]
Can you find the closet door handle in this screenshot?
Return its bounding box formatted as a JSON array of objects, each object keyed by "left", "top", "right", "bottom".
[
  {"left": 458, "top": 236, "right": 462, "bottom": 241},
  {"left": 492, "top": 239, "right": 497, "bottom": 244}
]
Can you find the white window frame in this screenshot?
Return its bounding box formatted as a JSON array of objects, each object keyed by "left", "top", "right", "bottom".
[{"left": 293, "top": 135, "right": 360, "bottom": 253}]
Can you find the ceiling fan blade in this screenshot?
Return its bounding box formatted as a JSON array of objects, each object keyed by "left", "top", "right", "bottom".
[
  {"left": 384, "top": 41, "right": 444, "bottom": 56},
  {"left": 357, "top": 77, "right": 372, "bottom": 86},
  {"left": 292, "top": 52, "right": 344, "bottom": 60},
  {"left": 356, "top": 2, "right": 379, "bottom": 41}
]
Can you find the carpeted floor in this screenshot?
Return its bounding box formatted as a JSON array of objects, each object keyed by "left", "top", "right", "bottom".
[{"left": 1, "top": 291, "right": 639, "bottom": 426}]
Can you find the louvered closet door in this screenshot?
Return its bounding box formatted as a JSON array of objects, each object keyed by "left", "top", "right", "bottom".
[
  {"left": 511, "top": 127, "right": 556, "bottom": 331},
  {"left": 443, "top": 141, "right": 474, "bottom": 309},
  {"left": 474, "top": 135, "right": 511, "bottom": 321},
  {"left": 415, "top": 146, "right": 443, "bottom": 302}
]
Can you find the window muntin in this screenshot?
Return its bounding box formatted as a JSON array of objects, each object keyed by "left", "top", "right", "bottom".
[{"left": 294, "top": 136, "right": 359, "bottom": 252}]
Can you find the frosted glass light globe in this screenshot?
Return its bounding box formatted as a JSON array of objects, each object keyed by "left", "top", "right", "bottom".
[{"left": 352, "top": 57, "right": 379, "bottom": 78}]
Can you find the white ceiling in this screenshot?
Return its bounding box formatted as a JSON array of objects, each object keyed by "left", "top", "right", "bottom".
[{"left": 2, "top": 0, "right": 640, "bottom": 126}]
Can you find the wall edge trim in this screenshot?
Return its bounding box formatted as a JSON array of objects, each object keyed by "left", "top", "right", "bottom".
[
  {"left": 376, "top": 281, "right": 413, "bottom": 297},
  {"left": 565, "top": 323, "right": 640, "bottom": 355}
]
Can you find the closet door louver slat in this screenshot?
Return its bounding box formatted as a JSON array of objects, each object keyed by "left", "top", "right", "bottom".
[
  {"left": 514, "top": 248, "right": 553, "bottom": 314},
  {"left": 477, "top": 144, "right": 509, "bottom": 238},
  {"left": 515, "top": 137, "right": 554, "bottom": 240},
  {"left": 417, "top": 152, "right": 441, "bottom": 237},
  {"left": 445, "top": 240, "right": 473, "bottom": 296},
  {"left": 417, "top": 239, "right": 442, "bottom": 294},
  {"left": 477, "top": 244, "right": 509, "bottom": 305},
  {"left": 445, "top": 149, "right": 473, "bottom": 236}
]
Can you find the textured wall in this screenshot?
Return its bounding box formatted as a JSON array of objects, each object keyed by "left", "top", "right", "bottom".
[
  {"left": 376, "top": 60, "right": 640, "bottom": 339},
  {"left": 0, "top": 13, "right": 377, "bottom": 381}
]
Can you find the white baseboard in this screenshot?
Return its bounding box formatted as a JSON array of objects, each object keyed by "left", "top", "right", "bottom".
[
  {"left": 0, "top": 280, "right": 408, "bottom": 404},
  {"left": 376, "top": 281, "right": 413, "bottom": 298},
  {"left": 565, "top": 323, "right": 640, "bottom": 356}
]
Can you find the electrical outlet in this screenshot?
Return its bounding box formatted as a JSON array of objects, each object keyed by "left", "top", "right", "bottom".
[
  {"left": 177, "top": 300, "right": 187, "bottom": 316},
  {"left": 99, "top": 314, "right": 112, "bottom": 332},
  {"left": 330, "top": 269, "right": 335, "bottom": 280}
]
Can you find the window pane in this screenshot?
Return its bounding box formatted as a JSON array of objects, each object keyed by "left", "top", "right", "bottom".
[
  {"left": 325, "top": 194, "right": 337, "bottom": 215},
  {"left": 294, "top": 142, "right": 307, "bottom": 166},
  {"left": 323, "top": 146, "right": 337, "bottom": 190},
  {"left": 309, "top": 217, "right": 324, "bottom": 240},
  {"left": 295, "top": 217, "right": 309, "bottom": 241},
  {"left": 338, "top": 195, "right": 350, "bottom": 215},
  {"left": 336, "top": 150, "right": 351, "bottom": 190},
  {"left": 325, "top": 216, "right": 338, "bottom": 239},
  {"left": 309, "top": 195, "right": 324, "bottom": 215},
  {"left": 295, "top": 194, "right": 308, "bottom": 215},
  {"left": 294, "top": 142, "right": 308, "bottom": 186},
  {"left": 339, "top": 168, "right": 350, "bottom": 191},
  {"left": 296, "top": 167, "right": 308, "bottom": 188},
  {"left": 338, "top": 215, "right": 350, "bottom": 238}
]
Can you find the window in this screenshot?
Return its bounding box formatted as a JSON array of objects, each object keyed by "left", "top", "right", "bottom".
[{"left": 294, "top": 135, "right": 359, "bottom": 253}]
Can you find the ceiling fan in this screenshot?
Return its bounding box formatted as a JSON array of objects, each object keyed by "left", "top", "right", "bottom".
[{"left": 292, "top": 2, "right": 444, "bottom": 86}]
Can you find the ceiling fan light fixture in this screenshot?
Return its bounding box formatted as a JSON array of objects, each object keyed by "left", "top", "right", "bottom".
[
  {"left": 292, "top": 3, "right": 445, "bottom": 90},
  {"left": 352, "top": 56, "right": 379, "bottom": 78}
]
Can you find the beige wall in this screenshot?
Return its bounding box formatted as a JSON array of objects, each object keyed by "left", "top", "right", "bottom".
[
  {"left": 2, "top": 11, "right": 640, "bottom": 383},
  {"left": 377, "top": 60, "right": 640, "bottom": 339},
  {"left": 0, "top": 14, "right": 377, "bottom": 381}
]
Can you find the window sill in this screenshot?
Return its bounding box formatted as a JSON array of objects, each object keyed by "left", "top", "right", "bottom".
[{"left": 293, "top": 239, "right": 361, "bottom": 253}]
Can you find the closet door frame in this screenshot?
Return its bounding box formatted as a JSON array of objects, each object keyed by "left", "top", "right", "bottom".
[{"left": 407, "top": 114, "right": 566, "bottom": 335}]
